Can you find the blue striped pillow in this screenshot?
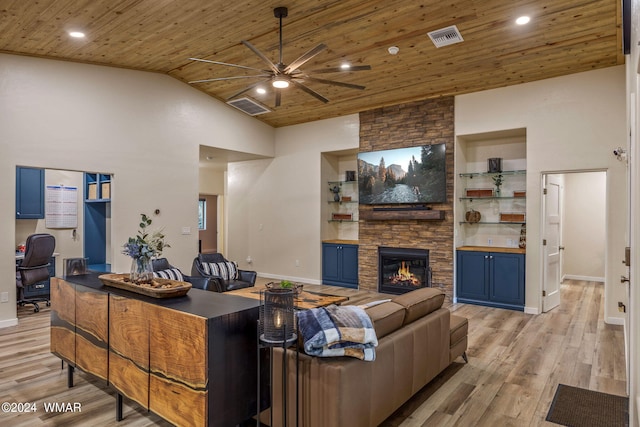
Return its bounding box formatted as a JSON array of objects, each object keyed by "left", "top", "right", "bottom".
[
  {"left": 202, "top": 261, "right": 238, "bottom": 280},
  {"left": 153, "top": 268, "right": 184, "bottom": 281}
]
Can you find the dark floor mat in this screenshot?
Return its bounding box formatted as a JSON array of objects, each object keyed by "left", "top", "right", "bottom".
[{"left": 546, "top": 384, "right": 628, "bottom": 427}]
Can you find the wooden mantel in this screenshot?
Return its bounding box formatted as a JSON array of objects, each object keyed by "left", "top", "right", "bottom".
[{"left": 359, "top": 209, "right": 445, "bottom": 221}]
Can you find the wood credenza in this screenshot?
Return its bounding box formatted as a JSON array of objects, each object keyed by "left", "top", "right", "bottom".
[{"left": 50, "top": 273, "right": 266, "bottom": 427}]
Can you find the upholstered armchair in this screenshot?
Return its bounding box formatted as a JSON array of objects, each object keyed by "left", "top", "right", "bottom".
[
  {"left": 191, "top": 253, "right": 257, "bottom": 292},
  {"left": 151, "top": 258, "right": 217, "bottom": 292}
]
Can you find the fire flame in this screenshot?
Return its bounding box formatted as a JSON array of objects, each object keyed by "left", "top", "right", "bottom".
[{"left": 389, "top": 261, "right": 421, "bottom": 286}]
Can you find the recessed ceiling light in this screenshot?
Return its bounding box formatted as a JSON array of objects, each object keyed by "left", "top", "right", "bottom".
[
  {"left": 68, "top": 31, "right": 86, "bottom": 38},
  {"left": 388, "top": 46, "right": 400, "bottom": 55},
  {"left": 340, "top": 63, "right": 351, "bottom": 70},
  {"left": 515, "top": 16, "right": 530, "bottom": 25},
  {"left": 256, "top": 87, "right": 267, "bottom": 95}
]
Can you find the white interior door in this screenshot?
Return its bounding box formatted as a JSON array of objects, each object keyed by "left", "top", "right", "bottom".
[{"left": 543, "top": 174, "right": 562, "bottom": 312}]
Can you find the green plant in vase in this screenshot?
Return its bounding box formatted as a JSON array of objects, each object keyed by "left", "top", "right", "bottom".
[
  {"left": 492, "top": 174, "right": 503, "bottom": 197},
  {"left": 122, "top": 213, "right": 170, "bottom": 284}
]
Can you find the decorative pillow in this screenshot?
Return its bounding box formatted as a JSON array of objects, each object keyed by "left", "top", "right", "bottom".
[
  {"left": 202, "top": 261, "right": 238, "bottom": 281},
  {"left": 153, "top": 268, "right": 184, "bottom": 281}
]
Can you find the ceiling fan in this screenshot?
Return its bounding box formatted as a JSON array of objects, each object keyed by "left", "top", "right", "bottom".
[{"left": 188, "top": 6, "right": 371, "bottom": 107}]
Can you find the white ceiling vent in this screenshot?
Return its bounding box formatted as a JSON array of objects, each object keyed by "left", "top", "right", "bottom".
[
  {"left": 428, "top": 25, "right": 464, "bottom": 48},
  {"left": 226, "top": 97, "right": 271, "bottom": 116}
]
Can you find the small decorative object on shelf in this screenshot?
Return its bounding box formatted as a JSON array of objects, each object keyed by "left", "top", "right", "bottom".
[
  {"left": 492, "top": 174, "right": 503, "bottom": 196},
  {"left": 488, "top": 158, "right": 502, "bottom": 173},
  {"left": 466, "top": 188, "right": 493, "bottom": 198},
  {"left": 332, "top": 212, "right": 353, "bottom": 221},
  {"left": 519, "top": 224, "right": 527, "bottom": 249},
  {"left": 122, "top": 213, "right": 170, "bottom": 284},
  {"left": 329, "top": 184, "right": 341, "bottom": 202},
  {"left": 345, "top": 170, "right": 356, "bottom": 181},
  {"left": 341, "top": 196, "right": 352, "bottom": 202},
  {"left": 465, "top": 209, "right": 481, "bottom": 223},
  {"left": 499, "top": 212, "right": 526, "bottom": 223},
  {"left": 513, "top": 190, "right": 526, "bottom": 198}
]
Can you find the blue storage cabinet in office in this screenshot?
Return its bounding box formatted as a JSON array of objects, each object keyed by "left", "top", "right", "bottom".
[
  {"left": 16, "top": 167, "right": 45, "bottom": 219},
  {"left": 322, "top": 242, "right": 358, "bottom": 288},
  {"left": 84, "top": 173, "right": 111, "bottom": 271},
  {"left": 456, "top": 249, "right": 525, "bottom": 311}
]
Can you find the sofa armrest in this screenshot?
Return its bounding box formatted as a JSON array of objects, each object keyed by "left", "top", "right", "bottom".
[
  {"left": 185, "top": 275, "right": 223, "bottom": 293},
  {"left": 238, "top": 269, "right": 257, "bottom": 286}
]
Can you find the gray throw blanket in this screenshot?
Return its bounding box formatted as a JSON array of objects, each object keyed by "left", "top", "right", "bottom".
[{"left": 296, "top": 304, "right": 378, "bottom": 361}]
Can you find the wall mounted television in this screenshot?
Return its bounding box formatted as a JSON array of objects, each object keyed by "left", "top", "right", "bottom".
[{"left": 357, "top": 143, "right": 446, "bottom": 205}]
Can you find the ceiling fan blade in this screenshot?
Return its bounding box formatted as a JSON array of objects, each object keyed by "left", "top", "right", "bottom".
[
  {"left": 226, "top": 79, "right": 272, "bottom": 100},
  {"left": 189, "top": 75, "right": 271, "bottom": 84},
  {"left": 189, "top": 57, "right": 267, "bottom": 73},
  {"left": 284, "top": 43, "right": 327, "bottom": 74},
  {"left": 275, "top": 89, "right": 282, "bottom": 107},
  {"left": 290, "top": 80, "right": 329, "bottom": 103},
  {"left": 307, "top": 65, "right": 372, "bottom": 74},
  {"left": 298, "top": 76, "right": 365, "bottom": 90},
  {"left": 241, "top": 40, "right": 280, "bottom": 74}
]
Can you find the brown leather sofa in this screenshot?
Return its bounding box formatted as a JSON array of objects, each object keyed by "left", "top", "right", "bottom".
[{"left": 271, "top": 287, "right": 468, "bottom": 427}]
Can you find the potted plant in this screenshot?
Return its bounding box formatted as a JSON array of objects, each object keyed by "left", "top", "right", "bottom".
[{"left": 122, "top": 213, "right": 169, "bottom": 284}]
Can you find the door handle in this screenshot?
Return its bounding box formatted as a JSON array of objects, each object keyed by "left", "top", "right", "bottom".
[
  {"left": 559, "top": 246, "right": 565, "bottom": 250},
  {"left": 621, "top": 275, "right": 630, "bottom": 283}
]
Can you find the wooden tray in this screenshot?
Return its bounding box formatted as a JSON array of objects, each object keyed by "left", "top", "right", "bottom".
[{"left": 98, "top": 274, "right": 192, "bottom": 298}]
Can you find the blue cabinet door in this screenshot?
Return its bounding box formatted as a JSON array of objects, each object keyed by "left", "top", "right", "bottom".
[
  {"left": 340, "top": 244, "right": 359, "bottom": 287},
  {"left": 16, "top": 167, "right": 45, "bottom": 219},
  {"left": 322, "top": 243, "right": 358, "bottom": 288},
  {"left": 490, "top": 253, "right": 525, "bottom": 306},
  {"left": 322, "top": 244, "right": 341, "bottom": 283},
  {"left": 456, "top": 251, "right": 489, "bottom": 301}
]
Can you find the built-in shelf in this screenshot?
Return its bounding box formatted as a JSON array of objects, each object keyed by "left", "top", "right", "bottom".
[
  {"left": 459, "top": 196, "right": 526, "bottom": 201},
  {"left": 459, "top": 221, "right": 526, "bottom": 225},
  {"left": 459, "top": 170, "right": 526, "bottom": 178}
]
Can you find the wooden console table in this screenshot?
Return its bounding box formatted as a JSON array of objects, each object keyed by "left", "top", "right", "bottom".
[{"left": 50, "top": 273, "right": 267, "bottom": 427}]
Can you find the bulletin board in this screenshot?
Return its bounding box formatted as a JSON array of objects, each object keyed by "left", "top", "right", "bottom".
[{"left": 45, "top": 185, "right": 78, "bottom": 228}]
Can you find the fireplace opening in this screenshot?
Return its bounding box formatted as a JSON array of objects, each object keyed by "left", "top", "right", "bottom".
[{"left": 378, "top": 247, "right": 431, "bottom": 295}]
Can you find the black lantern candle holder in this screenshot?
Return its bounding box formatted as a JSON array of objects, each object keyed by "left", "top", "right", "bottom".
[
  {"left": 260, "top": 288, "right": 297, "bottom": 344},
  {"left": 257, "top": 287, "right": 299, "bottom": 426}
]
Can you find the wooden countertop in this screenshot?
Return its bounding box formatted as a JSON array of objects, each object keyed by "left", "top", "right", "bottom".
[
  {"left": 457, "top": 246, "right": 526, "bottom": 254},
  {"left": 323, "top": 239, "right": 359, "bottom": 245}
]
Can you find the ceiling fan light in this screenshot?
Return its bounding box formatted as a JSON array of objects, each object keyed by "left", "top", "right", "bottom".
[
  {"left": 340, "top": 63, "right": 351, "bottom": 70},
  {"left": 272, "top": 79, "right": 290, "bottom": 89},
  {"left": 515, "top": 16, "right": 530, "bottom": 25},
  {"left": 256, "top": 87, "right": 267, "bottom": 94}
]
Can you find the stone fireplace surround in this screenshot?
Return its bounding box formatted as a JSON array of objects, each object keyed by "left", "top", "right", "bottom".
[{"left": 358, "top": 97, "right": 455, "bottom": 302}]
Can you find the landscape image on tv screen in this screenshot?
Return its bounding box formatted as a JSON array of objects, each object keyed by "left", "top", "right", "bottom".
[{"left": 358, "top": 144, "right": 446, "bottom": 204}]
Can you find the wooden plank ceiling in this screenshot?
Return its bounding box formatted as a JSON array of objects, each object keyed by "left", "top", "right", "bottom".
[{"left": 1, "top": 0, "right": 623, "bottom": 128}]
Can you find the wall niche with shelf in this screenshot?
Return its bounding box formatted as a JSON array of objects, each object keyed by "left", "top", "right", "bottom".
[
  {"left": 321, "top": 151, "right": 359, "bottom": 242},
  {"left": 455, "top": 129, "right": 527, "bottom": 249}
]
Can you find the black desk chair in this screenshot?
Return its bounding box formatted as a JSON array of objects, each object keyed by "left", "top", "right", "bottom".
[{"left": 17, "top": 233, "right": 55, "bottom": 312}]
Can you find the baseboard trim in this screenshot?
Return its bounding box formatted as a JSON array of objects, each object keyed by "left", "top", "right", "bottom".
[
  {"left": 0, "top": 317, "right": 18, "bottom": 329},
  {"left": 563, "top": 274, "right": 605, "bottom": 283},
  {"left": 257, "top": 273, "right": 322, "bottom": 285},
  {"left": 606, "top": 316, "right": 625, "bottom": 326},
  {"left": 524, "top": 306, "right": 540, "bottom": 315}
]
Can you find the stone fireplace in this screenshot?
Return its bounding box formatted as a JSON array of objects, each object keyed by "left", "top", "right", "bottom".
[
  {"left": 358, "top": 97, "right": 454, "bottom": 302},
  {"left": 378, "top": 247, "right": 431, "bottom": 295}
]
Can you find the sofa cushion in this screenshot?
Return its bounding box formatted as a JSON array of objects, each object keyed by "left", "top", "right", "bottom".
[
  {"left": 153, "top": 268, "right": 184, "bottom": 281},
  {"left": 202, "top": 261, "right": 238, "bottom": 280},
  {"left": 392, "top": 287, "right": 445, "bottom": 325},
  {"left": 365, "top": 301, "right": 406, "bottom": 339}
]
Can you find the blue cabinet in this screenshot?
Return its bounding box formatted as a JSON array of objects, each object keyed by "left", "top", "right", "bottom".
[
  {"left": 16, "top": 167, "right": 45, "bottom": 219},
  {"left": 84, "top": 173, "right": 111, "bottom": 271},
  {"left": 322, "top": 242, "right": 358, "bottom": 288},
  {"left": 456, "top": 249, "right": 525, "bottom": 311}
]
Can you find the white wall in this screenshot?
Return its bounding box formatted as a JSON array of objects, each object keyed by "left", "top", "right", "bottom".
[
  {"left": 0, "top": 53, "right": 274, "bottom": 327},
  {"left": 562, "top": 172, "right": 606, "bottom": 281},
  {"left": 456, "top": 65, "right": 627, "bottom": 321},
  {"left": 227, "top": 115, "right": 359, "bottom": 282}
]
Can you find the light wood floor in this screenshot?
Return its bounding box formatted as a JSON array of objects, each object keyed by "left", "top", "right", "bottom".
[{"left": 0, "top": 279, "right": 625, "bottom": 426}]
